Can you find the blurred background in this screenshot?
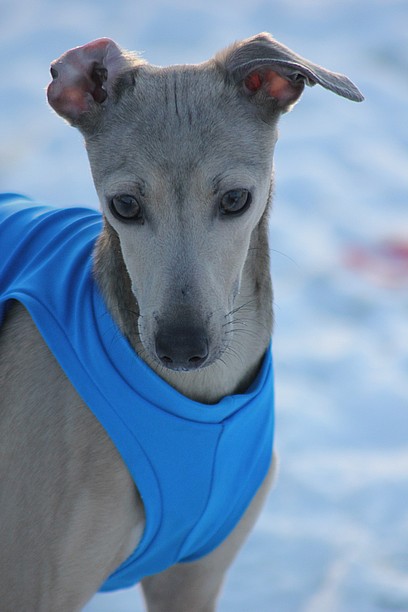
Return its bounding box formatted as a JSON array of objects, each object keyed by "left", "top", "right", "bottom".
[{"left": 1, "top": 1, "right": 407, "bottom": 610}]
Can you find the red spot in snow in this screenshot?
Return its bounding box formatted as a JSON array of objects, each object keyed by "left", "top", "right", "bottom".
[{"left": 343, "top": 240, "right": 408, "bottom": 288}]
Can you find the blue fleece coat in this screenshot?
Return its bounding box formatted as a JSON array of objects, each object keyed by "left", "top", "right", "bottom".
[{"left": 0, "top": 193, "right": 274, "bottom": 591}]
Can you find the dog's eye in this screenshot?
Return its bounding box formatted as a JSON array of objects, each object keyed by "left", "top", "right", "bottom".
[
  {"left": 109, "top": 195, "right": 143, "bottom": 223},
  {"left": 219, "top": 189, "right": 252, "bottom": 217}
]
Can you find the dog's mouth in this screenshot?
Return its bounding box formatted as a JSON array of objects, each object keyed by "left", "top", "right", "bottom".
[{"left": 135, "top": 294, "right": 237, "bottom": 374}]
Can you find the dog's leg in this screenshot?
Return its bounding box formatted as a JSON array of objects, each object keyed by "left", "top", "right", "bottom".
[
  {"left": 0, "top": 302, "right": 144, "bottom": 611},
  {"left": 141, "top": 454, "right": 277, "bottom": 612}
]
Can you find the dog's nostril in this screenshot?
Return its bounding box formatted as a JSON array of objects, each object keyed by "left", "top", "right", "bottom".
[
  {"left": 161, "top": 355, "right": 173, "bottom": 364},
  {"left": 189, "top": 355, "right": 204, "bottom": 364}
]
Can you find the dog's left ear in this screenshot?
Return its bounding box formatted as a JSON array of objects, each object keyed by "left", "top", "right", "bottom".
[
  {"left": 217, "top": 32, "right": 364, "bottom": 112},
  {"left": 47, "top": 38, "right": 141, "bottom": 127}
]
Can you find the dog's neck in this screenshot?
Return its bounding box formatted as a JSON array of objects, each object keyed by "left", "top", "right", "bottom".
[{"left": 93, "top": 215, "right": 272, "bottom": 404}]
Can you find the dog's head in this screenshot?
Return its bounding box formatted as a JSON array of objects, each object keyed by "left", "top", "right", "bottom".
[{"left": 47, "top": 34, "right": 363, "bottom": 373}]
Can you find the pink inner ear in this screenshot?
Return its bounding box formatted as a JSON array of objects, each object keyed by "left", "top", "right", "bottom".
[
  {"left": 245, "top": 72, "right": 263, "bottom": 92},
  {"left": 244, "top": 69, "right": 302, "bottom": 107},
  {"left": 47, "top": 38, "right": 124, "bottom": 124}
]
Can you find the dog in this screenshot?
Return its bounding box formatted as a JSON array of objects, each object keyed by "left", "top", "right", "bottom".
[{"left": 0, "top": 33, "right": 363, "bottom": 611}]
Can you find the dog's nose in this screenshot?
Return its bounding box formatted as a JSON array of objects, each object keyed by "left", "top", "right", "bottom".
[{"left": 155, "top": 327, "right": 209, "bottom": 370}]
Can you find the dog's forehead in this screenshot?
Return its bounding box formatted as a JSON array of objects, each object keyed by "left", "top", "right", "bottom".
[
  {"left": 99, "top": 64, "right": 272, "bottom": 161},
  {"left": 120, "top": 62, "right": 236, "bottom": 122},
  {"left": 86, "top": 63, "right": 277, "bottom": 195}
]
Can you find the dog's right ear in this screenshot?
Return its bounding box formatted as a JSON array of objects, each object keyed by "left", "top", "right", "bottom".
[
  {"left": 47, "top": 38, "right": 140, "bottom": 127},
  {"left": 217, "top": 33, "right": 364, "bottom": 114}
]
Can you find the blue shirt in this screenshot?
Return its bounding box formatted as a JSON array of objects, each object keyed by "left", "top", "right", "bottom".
[{"left": 0, "top": 193, "right": 274, "bottom": 591}]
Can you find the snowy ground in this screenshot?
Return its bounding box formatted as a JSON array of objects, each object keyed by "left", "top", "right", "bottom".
[{"left": 1, "top": 1, "right": 408, "bottom": 610}]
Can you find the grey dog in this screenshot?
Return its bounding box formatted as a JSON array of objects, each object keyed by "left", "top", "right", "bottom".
[{"left": 0, "top": 33, "right": 362, "bottom": 611}]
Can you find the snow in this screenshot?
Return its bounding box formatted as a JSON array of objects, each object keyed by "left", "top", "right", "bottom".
[{"left": 1, "top": 1, "right": 407, "bottom": 610}]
